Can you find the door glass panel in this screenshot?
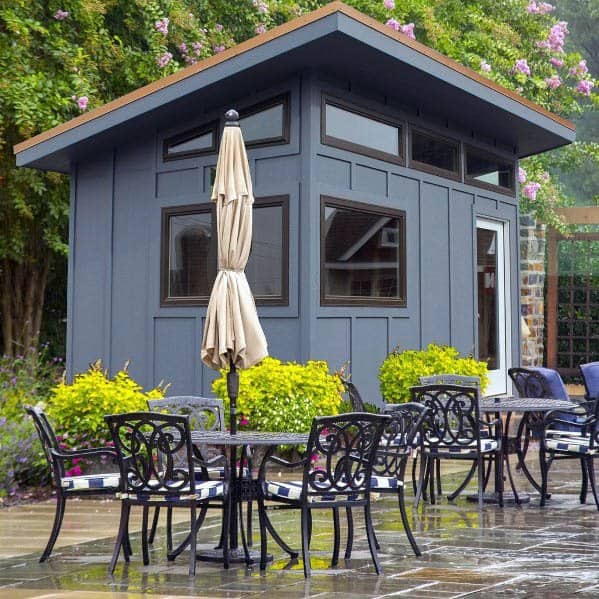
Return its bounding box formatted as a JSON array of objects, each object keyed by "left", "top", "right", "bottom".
[{"left": 477, "top": 227, "right": 498, "bottom": 369}]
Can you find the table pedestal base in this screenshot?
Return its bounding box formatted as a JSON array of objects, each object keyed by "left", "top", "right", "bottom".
[
  {"left": 466, "top": 491, "right": 531, "bottom": 505},
  {"left": 196, "top": 546, "right": 273, "bottom": 564}
]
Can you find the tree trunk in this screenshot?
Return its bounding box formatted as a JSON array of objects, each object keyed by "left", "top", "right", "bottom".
[{"left": 0, "top": 253, "right": 50, "bottom": 358}]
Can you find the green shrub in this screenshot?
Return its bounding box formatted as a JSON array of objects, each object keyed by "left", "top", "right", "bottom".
[
  {"left": 46, "top": 360, "right": 166, "bottom": 450},
  {"left": 378, "top": 344, "right": 489, "bottom": 403},
  {"left": 212, "top": 357, "right": 344, "bottom": 433}
]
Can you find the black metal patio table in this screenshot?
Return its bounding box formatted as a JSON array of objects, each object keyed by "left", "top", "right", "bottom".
[
  {"left": 190, "top": 430, "right": 309, "bottom": 564},
  {"left": 475, "top": 396, "right": 578, "bottom": 504}
]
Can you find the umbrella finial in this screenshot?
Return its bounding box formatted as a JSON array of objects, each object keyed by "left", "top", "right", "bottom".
[{"left": 224, "top": 109, "right": 239, "bottom": 127}]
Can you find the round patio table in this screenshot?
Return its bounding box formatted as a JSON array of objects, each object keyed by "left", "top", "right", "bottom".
[
  {"left": 190, "top": 430, "right": 309, "bottom": 564},
  {"left": 473, "top": 396, "right": 578, "bottom": 504}
]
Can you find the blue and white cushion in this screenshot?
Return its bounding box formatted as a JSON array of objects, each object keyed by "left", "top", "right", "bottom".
[
  {"left": 195, "top": 466, "right": 249, "bottom": 481},
  {"left": 61, "top": 472, "right": 120, "bottom": 491},
  {"left": 545, "top": 436, "right": 597, "bottom": 455},
  {"left": 263, "top": 480, "right": 361, "bottom": 503},
  {"left": 424, "top": 438, "right": 498, "bottom": 455},
  {"left": 118, "top": 480, "right": 224, "bottom": 502},
  {"left": 370, "top": 475, "right": 403, "bottom": 490}
]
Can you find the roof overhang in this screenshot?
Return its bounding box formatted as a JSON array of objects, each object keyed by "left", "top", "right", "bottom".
[{"left": 14, "top": 2, "right": 575, "bottom": 173}]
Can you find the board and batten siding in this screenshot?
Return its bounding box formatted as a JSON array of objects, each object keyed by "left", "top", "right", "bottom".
[{"left": 67, "top": 71, "right": 520, "bottom": 404}]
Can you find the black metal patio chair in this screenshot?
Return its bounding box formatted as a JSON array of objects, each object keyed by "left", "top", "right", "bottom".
[
  {"left": 25, "top": 406, "right": 120, "bottom": 562},
  {"left": 412, "top": 385, "right": 503, "bottom": 509},
  {"left": 257, "top": 413, "right": 388, "bottom": 577},
  {"left": 104, "top": 411, "right": 229, "bottom": 576},
  {"left": 146, "top": 396, "right": 231, "bottom": 550}
]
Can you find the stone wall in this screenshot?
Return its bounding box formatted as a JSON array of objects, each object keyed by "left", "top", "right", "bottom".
[{"left": 520, "top": 214, "right": 546, "bottom": 367}]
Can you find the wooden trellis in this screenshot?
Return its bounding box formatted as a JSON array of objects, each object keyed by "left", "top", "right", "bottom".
[{"left": 546, "top": 207, "right": 599, "bottom": 376}]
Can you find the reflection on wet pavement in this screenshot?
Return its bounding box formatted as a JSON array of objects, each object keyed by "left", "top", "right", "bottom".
[{"left": 0, "top": 461, "right": 597, "bottom": 598}]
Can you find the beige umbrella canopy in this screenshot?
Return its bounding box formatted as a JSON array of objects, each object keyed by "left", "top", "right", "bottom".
[{"left": 201, "top": 109, "right": 268, "bottom": 432}]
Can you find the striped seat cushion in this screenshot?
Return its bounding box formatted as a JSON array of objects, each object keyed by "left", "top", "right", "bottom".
[
  {"left": 195, "top": 466, "right": 249, "bottom": 481},
  {"left": 61, "top": 472, "right": 120, "bottom": 491},
  {"left": 545, "top": 436, "right": 597, "bottom": 455},
  {"left": 370, "top": 475, "right": 403, "bottom": 490},
  {"left": 263, "top": 480, "right": 362, "bottom": 503},
  {"left": 423, "top": 438, "right": 498, "bottom": 455},
  {"left": 118, "top": 480, "right": 225, "bottom": 502}
]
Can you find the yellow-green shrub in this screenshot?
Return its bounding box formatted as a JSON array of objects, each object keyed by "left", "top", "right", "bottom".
[
  {"left": 212, "top": 357, "right": 344, "bottom": 433},
  {"left": 378, "top": 344, "right": 489, "bottom": 403},
  {"left": 46, "top": 361, "right": 166, "bottom": 448}
]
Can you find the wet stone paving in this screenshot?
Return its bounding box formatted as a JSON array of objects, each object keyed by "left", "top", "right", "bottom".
[{"left": 0, "top": 461, "right": 598, "bottom": 598}]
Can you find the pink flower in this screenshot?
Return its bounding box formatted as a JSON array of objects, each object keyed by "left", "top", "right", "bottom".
[
  {"left": 253, "top": 0, "right": 269, "bottom": 13},
  {"left": 550, "top": 57, "right": 564, "bottom": 68},
  {"left": 255, "top": 23, "right": 267, "bottom": 35},
  {"left": 156, "top": 52, "right": 173, "bottom": 68},
  {"left": 400, "top": 23, "right": 416, "bottom": 39},
  {"left": 539, "top": 171, "right": 550, "bottom": 183},
  {"left": 76, "top": 96, "right": 88, "bottom": 111},
  {"left": 513, "top": 59, "right": 531, "bottom": 76},
  {"left": 66, "top": 465, "right": 83, "bottom": 477},
  {"left": 72, "top": 458, "right": 81, "bottom": 465},
  {"left": 239, "top": 416, "right": 249, "bottom": 426},
  {"left": 480, "top": 60, "right": 491, "bottom": 73},
  {"left": 576, "top": 79, "right": 594, "bottom": 96},
  {"left": 179, "top": 42, "right": 187, "bottom": 53},
  {"left": 522, "top": 182, "right": 541, "bottom": 201},
  {"left": 54, "top": 9, "right": 69, "bottom": 20},
  {"left": 547, "top": 22, "right": 568, "bottom": 52},
  {"left": 192, "top": 41, "right": 202, "bottom": 55},
  {"left": 518, "top": 167, "right": 527, "bottom": 184},
  {"left": 155, "top": 18, "right": 169, "bottom": 36},
  {"left": 310, "top": 453, "right": 319, "bottom": 463},
  {"left": 383, "top": 0, "right": 395, "bottom": 9},
  {"left": 215, "top": 23, "right": 223, "bottom": 32},
  {"left": 569, "top": 59, "right": 589, "bottom": 78},
  {"left": 214, "top": 45, "right": 225, "bottom": 53},
  {"left": 527, "top": 1, "right": 555, "bottom": 14},
  {"left": 545, "top": 75, "right": 562, "bottom": 89},
  {"left": 386, "top": 18, "right": 400, "bottom": 31}
]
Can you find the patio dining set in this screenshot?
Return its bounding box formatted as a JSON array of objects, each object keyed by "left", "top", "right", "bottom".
[{"left": 25, "top": 362, "right": 599, "bottom": 579}]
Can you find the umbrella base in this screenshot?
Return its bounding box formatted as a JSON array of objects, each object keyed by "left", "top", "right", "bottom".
[{"left": 196, "top": 546, "right": 272, "bottom": 564}]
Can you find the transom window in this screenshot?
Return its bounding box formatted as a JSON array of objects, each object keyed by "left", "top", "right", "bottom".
[
  {"left": 410, "top": 127, "right": 460, "bottom": 177},
  {"left": 322, "top": 96, "right": 404, "bottom": 164},
  {"left": 239, "top": 94, "right": 290, "bottom": 148},
  {"left": 321, "top": 196, "right": 406, "bottom": 306},
  {"left": 163, "top": 121, "right": 218, "bottom": 161},
  {"left": 161, "top": 196, "right": 289, "bottom": 306},
  {"left": 465, "top": 146, "right": 515, "bottom": 193}
]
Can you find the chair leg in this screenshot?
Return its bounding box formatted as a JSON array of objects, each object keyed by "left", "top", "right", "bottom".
[
  {"left": 40, "top": 494, "right": 66, "bottom": 562},
  {"left": 109, "top": 502, "right": 130, "bottom": 574},
  {"left": 477, "top": 455, "right": 484, "bottom": 510},
  {"left": 580, "top": 457, "right": 588, "bottom": 504},
  {"left": 414, "top": 455, "right": 427, "bottom": 508},
  {"left": 411, "top": 455, "right": 418, "bottom": 495},
  {"left": 332, "top": 508, "right": 340, "bottom": 566},
  {"left": 344, "top": 506, "right": 354, "bottom": 559},
  {"left": 398, "top": 487, "right": 421, "bottom": 557},
  {"left": 148, "top": 507, "right": 160, "bottom": 545},
  {"left": 495, "top": 450, "right": 504, "bottom": 508},
  {"left": 585, "top": 457, "right": 599, "bottom": 510},
  {"left": 141, "top": 505, "right": 150, "bottom": 566},
  {"left": 364, "top": 503, "right": 382, "bottom": 575},
  {"left": 428, "top": 457, "right": 436, "bottom": 505},
  {"left": 246, "top": 501, "right": 253, "bottom": 547},
  {"left": 166, "top": 507, "right": 173, "bottom": 554},
  {"left": 301, "top": 507, "right": 311, "bottom": 578},
  {"left": 222, "top": 498, "right": 230, "bottom": 570},
  {"left": 435, "top": 458, "right": 442, "bottom": 497},
  {"left": 258, "top": 497, "right": 268, "bottom": 571},
  {"left": 447, "top": 461, "right": 477, "bottom": 502},
  {"left": 539, "top": 447, "right": 549, "bottom": 508},
  {"left": 188, "top": 505, "right": 197, "bottom": 577}
]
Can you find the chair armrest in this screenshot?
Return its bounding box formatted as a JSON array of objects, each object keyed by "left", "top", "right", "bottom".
[
  {"left": 258, "top": 449, "right": 308, "bottom": 481},
  {"left": 51, "top": 447, "right": 118, "bottom": 460}
]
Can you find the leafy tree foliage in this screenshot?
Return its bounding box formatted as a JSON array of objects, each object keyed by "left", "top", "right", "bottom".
[{"left": 1, "top": 1, "right": 596, "bottom": 355}]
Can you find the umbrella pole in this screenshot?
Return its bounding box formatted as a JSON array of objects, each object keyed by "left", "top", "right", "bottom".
[{"left": 227, "top": 357, "right": 239, "bottom": 435}]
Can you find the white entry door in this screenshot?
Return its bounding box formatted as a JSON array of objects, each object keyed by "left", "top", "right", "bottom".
[{"left": 476, "top": 218, "right": 511, "bottom": 396}]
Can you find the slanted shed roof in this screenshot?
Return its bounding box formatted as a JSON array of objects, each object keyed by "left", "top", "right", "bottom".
[{"left": 15, "top": 1, "right": 574, "bottom": 173}]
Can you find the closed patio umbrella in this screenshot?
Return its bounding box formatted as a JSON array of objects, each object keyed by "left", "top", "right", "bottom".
[{"left": 201, "top": 109, "right": 268, "bottom": 434}]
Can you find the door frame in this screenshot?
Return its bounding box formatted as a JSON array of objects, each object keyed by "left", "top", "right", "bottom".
[{"left": 476, "top": 217, "right": 511, "bottom": 396}]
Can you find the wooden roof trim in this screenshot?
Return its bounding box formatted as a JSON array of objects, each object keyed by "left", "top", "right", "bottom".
[{"left": 14, "top": 1, "right": 574, "bottom": 156}]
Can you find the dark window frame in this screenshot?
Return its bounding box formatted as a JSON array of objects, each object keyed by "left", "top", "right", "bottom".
[
  {"left": 160, "top": 195, "right": 290, "bottom": 307},
  {"left": 408, "top": 125, "right": 461, "bottom": 181},
  {"left": 238, "top": 93, "right": 291, "bottom": 149},
  {"left": 162, "top": 120, "right": 219, "bottom": 162},
  {"left": 464, "top": 145, "right": 516, "bottom": 196},
  {"left": 321, "top": 95, "right": 405, "bottom": 165},
  {"left": 320, "top": 195, "right": 407, "bottom": 308}
]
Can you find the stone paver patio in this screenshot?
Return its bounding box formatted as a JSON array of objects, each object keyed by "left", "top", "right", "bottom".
[{"left": 0, "top": 461, "right": 598, "bottom": 598}]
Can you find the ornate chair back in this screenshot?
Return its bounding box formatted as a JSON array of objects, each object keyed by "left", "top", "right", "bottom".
[
  {"left": 302, "top": 413, "right": 387, "bottom": 502},
  {"left": 105, "top": 412, "right": 195, "bottom": 497},
  {"left": 419, "top": 374, "right": 480, "bottom": 390},
  {"left": 411, "top": 385, "right": 483, "bottom": 452},
  {"left": 147, "top": 396, "right": 224, "bottom": 431},
  {"left": 25, "top": 406, "right": 63, "bottom": 480},
  {"left": 343, "top": 380, "right": 367, "bottom": 412}
]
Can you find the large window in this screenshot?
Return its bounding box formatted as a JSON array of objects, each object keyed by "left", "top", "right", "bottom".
[
  {"left": 465, "top": 146, "right": 515, "bottom": 194},
  {"left": 163, "top": 121, "right": 218, "bottom": 161},
  {"left": 409, "top": 127, "right": 460, "bottom": 178},
  {"left": 161, "top": 196, "right": 289, "bottom": 306},
  {"left": 321, "top": 197, "right": 406, "bottom": 306},
  {"left": 239, "top": 94, "right": 290, "bottom": 148},
  {"left": 322, "top": 96, "right": 404, "bottom": 164}
]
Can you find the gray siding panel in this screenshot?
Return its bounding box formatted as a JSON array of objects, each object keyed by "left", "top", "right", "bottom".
[
  {"left": 353, "top": 164, "right": 387, "bottom": 196},
  {"left": 156, "top": 168, "right": 201, "bottom": 198},
  {"left": 312, "top": 318, "right": 351, "bottom": 368},
  {"left": 352, "top": 318, "right": 388, "bottom": 404},
  {"left": 420, "top": 182, "right": 450, "bottom": 346},
  {"left": 315, "top": 155, "right": 351, "bottom": 187},
  {"left": 255, "top": 156, "right": 300, "bottom": 187},
  {"left": 71, "top": 153, "right": 114, "bottom": 374},
  {"left": 260, "top": 318, "right": 300, "bottom": 362}
]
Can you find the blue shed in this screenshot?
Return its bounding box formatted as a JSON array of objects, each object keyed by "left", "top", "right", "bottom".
[{"left": 15, "top": 2, "right": 575, "bottom": 401}]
